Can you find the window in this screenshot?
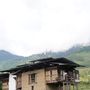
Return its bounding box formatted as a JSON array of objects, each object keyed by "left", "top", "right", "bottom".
[
  {"left": 31, "top": 74, "right": 36, "bottom": 83},
  {"left": 2, "top": 80, "right": 8, "bottom": 86},
  {"left": 28, "top": 73, "right": 36, "bottom": 84},
  {"left": 31, "top": 86, "right": 34, "bottom": 90},
  {"left": 17, "top": 88, "right": 22, "bottom": 90}
]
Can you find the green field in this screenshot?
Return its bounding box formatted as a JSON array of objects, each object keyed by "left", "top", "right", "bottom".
[{"left": 78, "top": 68, "right": 90, "bottom": 90}]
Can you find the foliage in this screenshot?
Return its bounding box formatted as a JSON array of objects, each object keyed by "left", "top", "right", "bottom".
[
  {"left": 78, "top": 68, "right": 90, "bottom": 90},
  {"left": 79, "top": 82, "right": 90, "bottom": 90},
  {"left": 67, "top": 51, "right": 90, "bottom": 67}
]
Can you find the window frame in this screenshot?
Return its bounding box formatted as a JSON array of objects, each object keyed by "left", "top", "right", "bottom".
[{"left": 28, "top": 73, "right": 36, "bottom": 84}]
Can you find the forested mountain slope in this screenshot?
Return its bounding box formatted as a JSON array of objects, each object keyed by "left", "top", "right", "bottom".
[{"left": 0, "top": 45, "right": 90, "bottom": 70}]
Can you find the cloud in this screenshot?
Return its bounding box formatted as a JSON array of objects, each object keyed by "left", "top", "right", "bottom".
[{"left": 0, "top": 0, "right": 90, "bottom": 56}]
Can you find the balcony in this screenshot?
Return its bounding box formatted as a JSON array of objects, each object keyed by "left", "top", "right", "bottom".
[{"left": 45, "top": 69, "right": 79, "bottom": 84}]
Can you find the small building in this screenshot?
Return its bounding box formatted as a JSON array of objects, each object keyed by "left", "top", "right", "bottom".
[
  {"left": 0, "top": 73, "right": 9, "bottom": 90},
  {"left": 0, "top": 57, "right": 81, "bottom": 90}
]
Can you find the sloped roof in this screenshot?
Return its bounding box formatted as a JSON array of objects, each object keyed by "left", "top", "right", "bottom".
[
  {"left": 0, "top": 57, "right": 81, "bottom": 73},
  {"left": 0, "top": 73, "right": 9, "bottom": 80}
]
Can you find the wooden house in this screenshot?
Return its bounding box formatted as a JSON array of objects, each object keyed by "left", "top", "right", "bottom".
[
  {"left": 0, "top": 73, "right": 9, "bottom": 90},
  {"left": 0, "top": 57, "right": 81, "bottom": 90}
]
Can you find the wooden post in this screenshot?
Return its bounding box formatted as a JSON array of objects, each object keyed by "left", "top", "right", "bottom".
[
  {"left": 69, "top": 82, "right": 71, "bottom": 90},
  {"left": 73, "top": 82, "right": 75, "bottom": 90},
  {"left": 65, "top": 84, "right": 66, "bottom": 90},
  {"left": 63, "top": 82, "right": 65, "bottom": 90},
  {"left": 66, "top": 82, "right": 69, "bottom": 90},
  {"left": 76, "top": 83, "right": 78, "bottom": 90},
  {"left": 59, "top": 84, "right": 61, "bottom": 90}
]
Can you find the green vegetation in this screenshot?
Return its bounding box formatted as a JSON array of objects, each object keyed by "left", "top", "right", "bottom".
[
  {"left": 67, "top": 51, "right": 90, "bottom": 67},
  {"left": 78, "top": 68, "right": 90, "bottom": 90},
  {"left": 79, "top": 82, "right": 90, "bottom": 90},
  {"left": 67, "top": 47, "right": 90, "bottom": 90}
]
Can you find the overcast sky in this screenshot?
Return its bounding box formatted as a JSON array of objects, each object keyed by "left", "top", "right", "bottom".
[{"left": 0, "top": 0, "right": 90, "bottom": 56}]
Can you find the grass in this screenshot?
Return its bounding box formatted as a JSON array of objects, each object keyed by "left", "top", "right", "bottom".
[
  {"left": 79, "top": 82, "right": 90, "bottom": 90},
  {"left": 78, "top": 68, "right": 90, "bottom": 90}
]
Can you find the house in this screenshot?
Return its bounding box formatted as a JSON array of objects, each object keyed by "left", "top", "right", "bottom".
[
  {"left": 0, "top": 73, "right": 9, "bottom": 90},
  {"left": 0, "top": 57, "right": 81, "bottom": 90}
]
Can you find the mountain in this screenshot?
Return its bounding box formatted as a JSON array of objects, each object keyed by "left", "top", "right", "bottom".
[
  {"left": 25, "top": 45, "right": 83, "bottom": 60},
  {"left": 23, "top": 45, "right": 90, "bottom": 67},
  {"left": 67, "top": 46, "right": 90, "bottom": 67},
  {"left": 0, "top": 50, "right": 24, "bottom": 61},
  {"left": 0, "top": 45, "right": 90, "bottom": 70},
  {"left": 0, "top": 50, "right": 24, "bottom": 70}
]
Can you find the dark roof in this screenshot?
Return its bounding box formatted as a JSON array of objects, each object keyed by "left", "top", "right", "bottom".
[
  {"left": 0, "top": 57, "right": 81, "bottom": 73},
  {"left": 0, "top": 73, "right": 9, "bottom": 80}
]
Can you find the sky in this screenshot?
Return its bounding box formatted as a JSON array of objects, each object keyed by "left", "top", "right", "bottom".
[{"left": 0, "top": 0, "right": 90, "bottom": 56}]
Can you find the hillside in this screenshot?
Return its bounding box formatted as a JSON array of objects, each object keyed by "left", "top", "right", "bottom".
[
  {"left": 67, "top": 46, "right": 90, "bottom": 67},
  {"left": 24, "top": 45, "right": 83, "bottom": 61},
  {"left": 0, "top": 50, "right": 24, "bottom": 70},
  {"left": 24, "top": 45, "right": 90, "bottom": 67},
  {"left": 0, "top": 50, "right": 24, "bottom": 61},
  {"left": 0, "top": 45, "right": 90, "bottom": 70}
]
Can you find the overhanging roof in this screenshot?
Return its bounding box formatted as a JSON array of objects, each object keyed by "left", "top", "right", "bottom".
[
  {"left": 0, "top": 57, "right": 81, "bottom": 73},
  {"left": 0, "top": 73, "right": 9, "bottom": 80}
]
